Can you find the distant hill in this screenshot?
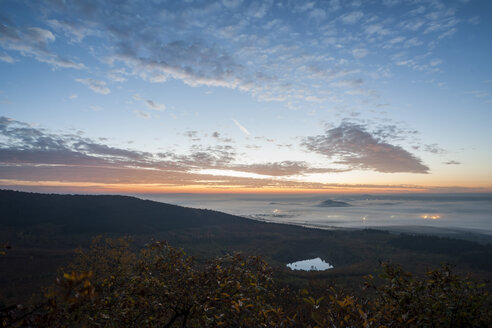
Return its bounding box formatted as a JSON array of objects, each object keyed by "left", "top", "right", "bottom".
[
  {"left": 0, "top": 189, "right": 256, "bottom": 233},
  {"left": 317, "top": 199, "right": 352, "bottom": 207}
]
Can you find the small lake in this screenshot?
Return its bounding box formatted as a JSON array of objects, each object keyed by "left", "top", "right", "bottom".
[{"left": 286, "top": 257, "right": 334, "bottom": 271}]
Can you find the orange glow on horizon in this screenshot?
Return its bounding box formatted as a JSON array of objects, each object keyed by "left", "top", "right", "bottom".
[{"left": 2, "top": 179, "right": 491, "bottom": 195}]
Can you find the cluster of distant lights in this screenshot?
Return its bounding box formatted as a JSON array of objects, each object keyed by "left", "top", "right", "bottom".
[
  {"left": 420, "top": 214, "right": 441, "bottom": 220},
  {"left": 360, "top": 214, "right": 442, "bottom": 222}
]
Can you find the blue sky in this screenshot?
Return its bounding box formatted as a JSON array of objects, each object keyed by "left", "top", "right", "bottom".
[{"left": 0, "top": 0, "right": 491, "bottom": 193}]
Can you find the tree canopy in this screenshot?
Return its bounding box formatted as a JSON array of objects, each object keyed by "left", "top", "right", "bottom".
[{"left": 2, "top": 237, "right": 491, "bottom": 327}]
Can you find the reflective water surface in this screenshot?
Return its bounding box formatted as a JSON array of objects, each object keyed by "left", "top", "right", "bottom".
[{"left": 287, "top": 258, "right": 334, "bottom": 271}]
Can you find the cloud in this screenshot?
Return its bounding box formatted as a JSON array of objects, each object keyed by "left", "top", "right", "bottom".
[
  {"left": 46, "top": 19, "right": 94, "bottom": 42},
  {"left": 443, "top": 160, "right": 461, "bottom": 165},
  {"left": 331, "top": 79, "right": 363, "bottom": 88},
  {"left": 352, "top": 48, "right": 369, "bottom": 59},
  {"left": 76, "top": 78, "right": 110, "bottom": 95},
  {"left": 293, "top": 2, "right": 316, "bottom": 13},
  {"left": 468, "top": 90, "right": 489, "bottom": 98},
  {"left": 27, "top": 27, "right": 55, "bottom": 43},
  {"left": 228, "top": 161, "right": 348, "bottom": 176},
  {"left": 0, "top": 52, "right": 15, "bottom": 63},
  {"left": 0, "top": 116, "right": 148, "bottom": 167},
  {"left": 429, "top": 58, "right": 443, "bottom": 66},
  {"left": 327, "top": 0, "right": 341, "bottom": 11},
  {"left": 345, "top": 88, "right": 377, "bottom": 97},
  {"left": 145, "top": 100, "right": 166, "bottom": 111},
  {"left": 0, "top": 21, "right": 84, "bottom": 69},
  {"left": 107, "top": 69, "right": 129, "bottom": 82},
  {"left": 246, "top": 1, "right": 272, "bottom": 19},
  {"left": 211, "top": 131, "right": 234, "bottom": 143},
  {"left": 222, "top": 0, "right": 243, "bottom": 9},
  {"left": 468, "top": 16, "right": 480, "bottom": 25},
  {"left": 308, "top": 8, "right": 327, "bottom": 21},
  {"left": 184, "top": 131, "right": 200, "bottom": 141},
  {"left": 302, "top": 122, "right": 429, "bottom": 173},
  {"left": 423, "top": 144, "right": 445, "bottom": 154},
  {"left": 133, "top": 94, "right": 166, "bottom": 111},
  {"left": 232, "top": 119, "right": 250, "bottom": 135},
  {"left": 107, "top": 39, "right": 243, "bottom": 90},
  {"left": 90, "top": 105, "right": 103, "bottom": 111},
  {"left": 365, "top": 24, "right": 391, "bottom": 36},
  {"left": 387, "top": 36, "right": 405, "bottom": 45},
  {"left": 134, "top": 110, "right": 150, "bottom": 119},
  {"left": 340, "top": 11, "right": 364, "bottom": 24},
  {"left": 382, "top": 0, "right": 402, "bottom": 6}
]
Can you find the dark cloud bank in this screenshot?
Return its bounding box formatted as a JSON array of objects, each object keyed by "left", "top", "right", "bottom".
[{"left": 302, "top": 122, "right": 429, "bottom": 173}]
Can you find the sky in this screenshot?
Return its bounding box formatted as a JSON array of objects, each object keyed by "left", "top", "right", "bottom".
[{"left": 0, "top": 0, "right": 491, "bottom": 194}]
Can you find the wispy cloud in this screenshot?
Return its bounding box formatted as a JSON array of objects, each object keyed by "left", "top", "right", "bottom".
[
  {"left": 46, "top": 19, "right": 94, "bottom": 43},
  {"left": 90, "top": 105, "right": 103, "bottom": 111},
  {"left": 352, "top": 48, "right": 369, "bottom": 59},
  {"left": 0, "top": 52, "right": 15, "bottom": 63},
  {"left": 340, "top": 11, "right": 364, "bottom": 24},
  {"left": 134, "top": 110, "right": 150, "bottom": 119},
  {"left": 107, "top": 69, "right": 129, "bottom": 82},
  {"left": 76, "top": 78, "right": 110, "bottom": 95},
  {"left": 468, "top": 90, "right": 490, "bottom": 98},
  {"left": 0, "top": 21, "right": 84, "bottom": 69},
  {"left": 145, "top": 100, "right": 166, "bottom": 111},
  {"left": 133, "top": 94, "right": 166, "bottom": 111}
]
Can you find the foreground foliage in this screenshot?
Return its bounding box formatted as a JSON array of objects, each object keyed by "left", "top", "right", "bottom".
[{"left": 2, "top": 237, "right": 491, "bottom": 327}]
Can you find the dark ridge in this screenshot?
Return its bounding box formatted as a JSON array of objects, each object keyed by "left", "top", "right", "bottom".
[{"left": 0, "top": 189, "right": 258, "bottom": 233}]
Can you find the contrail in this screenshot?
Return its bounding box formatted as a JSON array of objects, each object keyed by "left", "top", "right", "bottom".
[{"left": 232, "top": 119, "right": 250, "bottom": 136}]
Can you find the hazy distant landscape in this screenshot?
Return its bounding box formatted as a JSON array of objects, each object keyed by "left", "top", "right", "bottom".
[{"left": 140, "top": 193, "right": 492, "bottom": 236}]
